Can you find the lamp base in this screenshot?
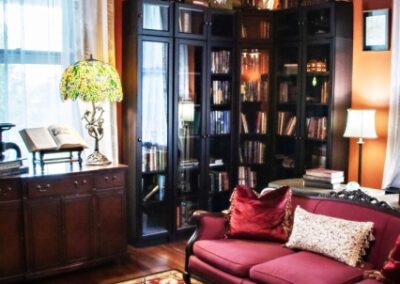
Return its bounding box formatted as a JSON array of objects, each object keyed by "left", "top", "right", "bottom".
[{"left": 86, "top": 150, "right": 111, "bottom": 166}]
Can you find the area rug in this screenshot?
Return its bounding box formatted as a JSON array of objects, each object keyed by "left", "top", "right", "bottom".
[{"left": 116, "top": 269, "right": 203, "bottom": 284}]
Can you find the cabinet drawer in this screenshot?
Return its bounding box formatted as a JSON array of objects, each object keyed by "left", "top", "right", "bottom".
[
  {"left": 63, "top": 175, "right": 93, "bottom": 195},
  {"left": 95, "top": 170, "right": 125, "bottom": 189},
  {"left": 27, "top": 178, "right": 62, "bottom": 198},
  {"left": 0, "top": 179, "right": 21, "bottom": 201}
]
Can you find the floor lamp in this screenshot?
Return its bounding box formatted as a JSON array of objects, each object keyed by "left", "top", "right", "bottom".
[{"left": 343, "top": 109, "right": 378, "bottom": 185}]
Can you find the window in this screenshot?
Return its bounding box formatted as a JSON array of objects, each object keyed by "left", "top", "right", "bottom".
[{"left": 0, "top": 0, "right": 77, "bottom": 159}]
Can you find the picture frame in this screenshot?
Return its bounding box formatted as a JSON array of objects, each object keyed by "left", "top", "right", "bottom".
[{"left": 363, "top": 9, "right": 390, "bottom": 51}]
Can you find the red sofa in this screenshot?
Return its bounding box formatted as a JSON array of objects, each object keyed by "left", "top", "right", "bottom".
[{"left": 184, "top": 191, "right": 400, "bottom": 284}]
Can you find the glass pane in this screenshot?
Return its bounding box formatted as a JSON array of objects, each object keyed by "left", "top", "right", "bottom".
[
  {"left": 0, "top": 1, "right": 62, "bottom": 51},
  {"left": 178, "top": 8, "right": 204, "bottom": 35},
  {"left": 307, "top": 8, "right": 331, "bottom": 36},
  {"left": 177, "top": 44, "right": 203, "bottom": 196},
  {"left": 211, "top": 14, "right": 234, "bottom": 38},
  {"left": 305, "top": 44, "right": 330, "bottom": 104},
  {"left": 176, "top": 199, "right": 199, "bottom": 229},
  {"left": 276, "top": 12, "right": 299, "bottom": 39},
  {"left": 238, "top": 48, "right": 269, "bottom": 190},
  {"left": 240, "top": 16, "right": 270, "bottom": 40},
  {"left": 141, "top": 40, "right": 169, "bottom": 235},
  {"left": 143, "top": 3, "right": 169, "bottom": 31},
  {"left": 277, "top": 45, "right": 299, "bottom": 104}
]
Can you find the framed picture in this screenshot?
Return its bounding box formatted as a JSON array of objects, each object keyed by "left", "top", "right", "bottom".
[{"left": 363, "top": 9, "right": 390, "bottom": 51}]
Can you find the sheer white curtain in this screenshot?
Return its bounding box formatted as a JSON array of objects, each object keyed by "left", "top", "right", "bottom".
[
  {"left": 0, "top": 0, "right": 81, "bottom": 159},
  {"left": 382, "top": 1, "right": 400, "bottom": 189},
  {"left": 74, "top": 0, "right": 119, "bottom": 163},
  {"left": 0, "top": 0, "right": 119, "bottom": 163}
]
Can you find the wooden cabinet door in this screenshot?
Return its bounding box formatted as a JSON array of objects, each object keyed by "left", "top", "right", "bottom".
[
  {"left": 0, "top": 201, "right": 24, "bottom": 278},
  {"left": 95, "top": 190, "right": 126, "bottom": 257},
  {"left": 63, "top": 194, "right": 94, "bottom": 263},
  {"left": 25, "top": 198, "right": 63, "bottom": 271}
]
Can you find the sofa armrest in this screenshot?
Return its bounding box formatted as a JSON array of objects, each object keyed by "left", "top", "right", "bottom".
[
  {"left": 189, "top": 210, "right": 228, "bottom": 240},
  {"left": 184, "top": 210, "right": 229, "bottom": 279}
]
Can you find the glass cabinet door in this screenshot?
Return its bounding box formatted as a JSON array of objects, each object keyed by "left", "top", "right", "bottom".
[
  {"left": 208, "top": 45, "right": 233, "bottom": 210},
  {"left": 175, "top": 4, "right": 207, "bottom": 39},
  {"left": 273, "top": 43, "right": 301, "bottom": 180},
  {"left": 139, "top": 0, "right": 172, "bottom": 35},
  {"left": 139, "top": 38, "right": 171, "bottom": 237},
  {"left": 275, "top": 9, "right": 300, "bottom": 40},
  {"left": 238, "top": 48, "right": 270, "bottom": 190},
  {"left": 175, "top": 40, "right": 205, "bottom": 230},
  {"left": 303, "top": 41, "right": 331, "bottom": 170}
]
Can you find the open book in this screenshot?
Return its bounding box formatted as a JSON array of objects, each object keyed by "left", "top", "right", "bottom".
[{"left": 19, "top": 124, "right": 88, "bottom": 152}]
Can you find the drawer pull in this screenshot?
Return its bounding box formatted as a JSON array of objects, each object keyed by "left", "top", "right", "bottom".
[
  {"left": 82, "top": 179, "right": 87, "bottom": 184},
  {"left": 74, "top": 180, "right": 79, "bottom": 186},
  {"left": 36, "top": 185, "right": 49, "bottom": 192},
  {"left": 104, "top": 176, "right": 109, "bottom": 182},
  {"left": 112, "top": 175, "right": 117, "bottom": 181},
  {"left": 0, "top": 187, "right": 12, "bottom": 194}
]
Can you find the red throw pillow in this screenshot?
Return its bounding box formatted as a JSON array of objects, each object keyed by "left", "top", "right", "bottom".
[
  {"left": 382, "top": 234, "right": 400, "bottom": 283},
  {"left": 226, "top": 185, "right": 292, "bottom": 242}
]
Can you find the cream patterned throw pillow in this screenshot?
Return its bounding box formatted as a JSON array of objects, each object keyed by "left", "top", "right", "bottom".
[{"left": 286, "top": 206, "right": 374, "bottom": 267}]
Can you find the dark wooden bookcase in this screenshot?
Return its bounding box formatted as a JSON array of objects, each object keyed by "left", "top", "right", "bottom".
[
  {"left": 271, "top": 1, "right": 353, "bottom": 180},
  {"left": 123, "top": 0, "right": 353, "bottom": 245}
]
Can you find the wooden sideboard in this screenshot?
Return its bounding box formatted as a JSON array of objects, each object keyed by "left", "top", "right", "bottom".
[{"left": 0, "top": 164, "right": 127, "bottom": 283}]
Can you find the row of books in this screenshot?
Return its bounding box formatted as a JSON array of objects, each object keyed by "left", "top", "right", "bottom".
[
  {"left": 303, "top": 168, "right": 344, "bottom": 189},
  {"left": 240, "top": 141, "right": 266, "bottom": 164},
  {"left": 178, "top": 10, "right": 193, "bottom": 34},
  {"left": 240, "top": 112, "right": 267, "bottom": 134},
  {"left": 306, "top": 116, "right": 327, "bottom": 140},
  {"left": 143, "top": 175, "right": 166, "bottom": 202},
  {"left": 278, "top": 81, "right": 297, "bottom": 103},
  {"left": 238, "top": 166, "right": 257, "bottom": 188},
  {"left": 211, "top": 80, "right": 230, "bottom": 105},
  {"left": 211, "top": 50, "right": 230, "bottom": 74},
  {"left": 240, "top": 79, "right": 269, "bottom": 102},
  {"left": 209, "top": 171, "right": 229, "bottom": 193},
  {"left": 210, "top": 111, "right": 230, "bottom": 134},
  {"left": 277, "top": 112, "right": 297, "bottom": 136},
  {"left": 142, "top": 143, "right": 167, "bottom": 172},
  {"left": 0, "top": 158, "right": 28, "bottom": 176},
  {"left": 176, "top": 200, "right": 198, "bottom": 228}
]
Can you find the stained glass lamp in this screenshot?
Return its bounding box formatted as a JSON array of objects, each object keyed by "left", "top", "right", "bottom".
[{"left": 60, "top": 55, "right": 123, "bottom": 165}]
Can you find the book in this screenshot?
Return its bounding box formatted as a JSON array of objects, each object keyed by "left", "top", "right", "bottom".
[
  {"left": 19, "top": 124, "right": 88, "bottom": 152},
  {"left": 0, "top": 158, "right": 24, "bottom": 171},
  {"left": 303, "top": 174, "right": 344, "bottom": 184},
  {"left": 305, "top": 168, "right": 344, "bottom": 178},
  {"left": 0, "top": 166, "right": 29, "bottom": 177},
  {"left": 304, "top": 180, "right": 343, "bottom": 190}
]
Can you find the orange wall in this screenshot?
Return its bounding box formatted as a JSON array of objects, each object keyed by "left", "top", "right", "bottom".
[{"left": 350, "top": 0, "right": 392, "bottom": 188}]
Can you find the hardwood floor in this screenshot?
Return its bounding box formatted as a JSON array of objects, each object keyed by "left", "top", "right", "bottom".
[{"left": 25, "top": 239, "right": 188, "bottom": 284}]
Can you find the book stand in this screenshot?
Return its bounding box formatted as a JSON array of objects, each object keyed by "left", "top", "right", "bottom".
[{"left": 32, "top": 147, "right": 84, "bottom": 172}]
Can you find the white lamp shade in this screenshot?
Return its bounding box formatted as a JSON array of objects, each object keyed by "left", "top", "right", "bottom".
[
  {"left": 179, "top": 100, "right": 195, "bottom": 122},
  {"left": 343, "top": 109, "right": 378, "bottom": 139}
]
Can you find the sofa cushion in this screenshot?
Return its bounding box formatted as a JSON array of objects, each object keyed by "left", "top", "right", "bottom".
[
  {"left": 188, "top": 255, "right": 257, "bottom": 284},
  {"left": 226, "top": 185, "right": 292, "bottom": 242},
  {"left": 382, "top": 234, "right": 400, "bottom": 282},
  {"left": 249, "top": 251, "right": 366, "bottom": 284},
  {"left": 193, "top": 239, "right": 295, "bottom": 277},
  {"left": 286, "top": 206, "right": 374, "bottom": 267}
]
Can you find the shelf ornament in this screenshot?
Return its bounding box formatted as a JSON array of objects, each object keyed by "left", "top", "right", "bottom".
[{"left": 60, "top": 55, "right": 123, "bottom": 165}]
